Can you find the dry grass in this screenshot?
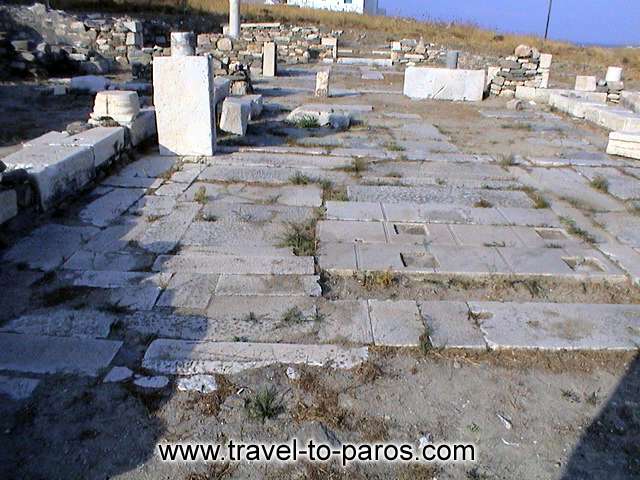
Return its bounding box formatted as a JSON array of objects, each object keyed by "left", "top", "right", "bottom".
[{"left": 46, "top": 0, "right": 640, "bottom": 80}]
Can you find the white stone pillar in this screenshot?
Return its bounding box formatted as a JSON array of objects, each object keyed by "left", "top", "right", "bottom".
[
  {"left": 229, "top": 0, "right": 241, "bottom": 40},
  {"left": 170, "top": 32, "right": 195, "bottom": 56}
]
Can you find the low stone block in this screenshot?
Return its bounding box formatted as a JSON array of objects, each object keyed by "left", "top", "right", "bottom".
[
  {"left": 315, "top": 68, "right": 331, "bottom": 97},
  {"left": 220, "top": 97, "right": 252, "bottom": 135},
  {"left": 2, "top": 144, "right": 95, "bottom": 210},
  {"left": 143, "top": 340, "right": 368, "bottom": 374},
  {"left": 607, "top": 131, "right": 640, "bottom": 159},
  {"left": 51, "top": 126, "right": 125, "bottom": 168},
  {"left": 404, "top": 67, "right": 485, "bottom": 102},
  {"left": 153, "top": 56, "right": 216, "bottom": 155},
  {"left": 287, "top": 104, "right": 351, "bottom": 130},
  {"left": 128, "top": 108, "right": 157, "bottom": 146},
  {"left": 91, "top": 90, "right": 140, "bottom": 123}
]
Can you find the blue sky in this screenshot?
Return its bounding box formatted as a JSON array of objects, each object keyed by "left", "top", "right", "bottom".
[{"left": 380, "top": 0, "right": 639, "bottom": 46}]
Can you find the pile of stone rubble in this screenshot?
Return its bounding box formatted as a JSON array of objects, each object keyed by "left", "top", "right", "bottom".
[{"left": 489, "top": 45, "right": 552, "bottom": 97}]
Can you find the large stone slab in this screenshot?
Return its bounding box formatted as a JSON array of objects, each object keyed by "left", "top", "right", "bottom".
[
  {"left": 404, "top": 67, "right": 485, "bottom": 101},
  {"left": 215, "top": 274, "right": 321, "bottom": 297},
  {"left": 418, "top": 301, "right": 486, "bottom": 349},
  {"left": 79, "top": 187, "right": 146, "bottom": 227},
  {"left": 136, "top": 202, "right": 200, "bottom": 254},
  {"left": 153, "top": 56, "right": 216, "bottom": 155},
  {"left": 50, "top": 127, "right": 125, "bottom": 168},
  {"left": 0, "top": 333, "right": 122, "bottom": 376},
  {"left": 143, "top": 340, "right": 368, "bottom": 374},
  {"left": 368, "top": 300, "right": 424, "bottom": 347},
  {"left": 594, "top": 213, "right": 640, "bottom": 247},
  {"left": 153, "top": 252, "right": 314, "bottom": 275},
  {"left": 469, "top": 302, "right": 640, "bottom": 350},
  {"left": 3, "top": 144, "right": 95, "bottom": 210},
  {"left": 3, "top": 224, "right": 99, "bottom": 271},
  {"left": 0, "top": 309, "right": 115, "bottom": 338},
  {"left": 607, "top": 131, "right": 640, "bottom": 160},
  {"left": 156, "top": 273, "right": 219, "bottom": 310}
]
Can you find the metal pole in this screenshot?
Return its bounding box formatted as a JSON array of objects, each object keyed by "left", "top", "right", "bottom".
[{"left": 544, "top": 0, "right": 553, "bottom": 40}]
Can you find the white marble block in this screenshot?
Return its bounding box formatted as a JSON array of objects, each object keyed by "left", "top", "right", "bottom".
[
  {"left": 315, "top": 68, "right": 331, "bottom": 97},
  {"left": 606, "top": 66, "right": 623, "bottom": 83},
  {"left": 220, "top": 97, "right": 251, "bottom": 136},
  {"left": 607, "top": 131, "right": 640, "bottom": 159},
  {"left": 403, "top": 67, "right": 485, "bottom": 101},
  {"left": 575, "top": 75, "right": 597, "bottom": 92},
  {"left": 262, "top": 42, "right": 277, "bottom": 77},
  {"left": 153, "top": 56, "right": 216, "bottom": 156},
  {"left": 91, "top": 90, "right": 140, "bottom": 123}
]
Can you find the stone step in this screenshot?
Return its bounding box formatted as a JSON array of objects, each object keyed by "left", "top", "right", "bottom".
[
  {"left": 347, "top": 185, "right": 533, "bottom": 209},
  {"left": 0, "top": 333, "right": 122, "bottom": 376},
  {"left": 153, "top": 252, "right": 315, "bottom": 275},
  {"left": 142, "top": 339, "right": 369, "bottom": 375}
]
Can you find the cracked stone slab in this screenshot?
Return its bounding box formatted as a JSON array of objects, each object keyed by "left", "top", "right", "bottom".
[
  {"left": 200, "top": 203, "right": 314, "bottom": 224},
  {"left": 181, "top": 220, "right": 285, "bottom": 248},
  {"left": 469, "top": 302, "right": 640, "bottom": 351},
  {"left": 215, "top": 274, "right": 321, "bottom": 297},
  {"left": 117, "top": 155, "right": 178, "bottom": 179},
  {"left": 418, "top": 301, "right": 486, "bottom": 349},
  {"left": 317, "top": 242, "right": 357, "bottom": 273},
  {"left": 0, "top": 308, "right": 115, "bottom": 338},
  {"left": 348, "top": 185, "right": 533, "bottom": 208},
  {"left": 429, "top": 245, "right": 512, "bottom": 275},
  {"left": 3, "top": 224, "right": 99, "bottom": 271},
  {"left": 0, "top": 376, "right": 40, "bottom": 400},
  {"left": 130, "top": 195, "right": 177, "bottom": 217},
  {"left": 182, "top": 183, "right": 322, "bottom": 207},
  {"left": 576, "top": 166, "right": 640, "bottom": 201},
  {"left": 156, "top": 273, "right": 219, "bottom": 310},
  {"left": 317, "top": 220, "right": 387, "bottom": 243},
  {"left": 594, "top": 213, "right": 640, "bottom": 247},
  {"left": 153, "top": 182, "right": 189, "bottom": 196},
  {"left": 63, "top": 249, "right": 155, "bottom": 272},
  {"left": 153, "top": 252, "right": 315, "bottom": 275},
  {"left": 101, "top": 174, "right": 163, "bottom": 189},
  {"left": 368, "top": 300, "right": 424, "bottom": 347},
  {"left": 0, "top": 333, "right": 122, "bottom": 376},
  {"left": 79, "top": 187, "right": 147, "bottom": 227},
  {"left": 142, "top": 340, "right": 369, "bottom": 375},
  {"left": 208, "top": 151, "right": 352, "bottom": 169},
  {"left": 199, "top": 164, "right": 349, "bottom": 185},
  {"left": 137, "top": 202, "right": 200, "bottom": 254}
]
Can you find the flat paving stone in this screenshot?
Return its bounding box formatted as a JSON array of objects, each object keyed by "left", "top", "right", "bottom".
[
  {"left": 79, "top": 188, "right": 146, "bottom": 227},
  {"left": 368, "top": 300, "right": 424, "bottom": 347},
  {"left": 316, "top": 300, "right": 373, "bottom": 344},
  {"left": 325, "top": 201, "right": 384, "bottom": 221},
  {"left": 102, "top": 175, "right": 163, "bottom": 189},
  {"left": 215, "top": 274, "right": 321, "bottom": 297},
  {"left": 469, "top": 301, "right": 640, "bottom": 350},
  {"left": 137, "top": 202, "right": 200, "bottom": 254},
  {"left": 318, "top": 243, "right": 358, "bottom": 273},
  {"left": 0, "top": 375, "right": 40, "bottom": 400},
  {"left": 200, "top": 203, "right": 313, "bottom": 224},
  {"left": 63, "top": 249, "right": 154, "bottom": 272},
  {"left": 153, "top": 252, "right": 315, "bottom": 275},
  {"left": 594, "top": 212, "right": 640, "bottom": 247},
  {"left": 154, "top": 182, "right": 189, "bottom": 196},
  {"left": 418, "top": 301, "right": 487, "bottom": 349},
  {"left": 81, "top": 217, "right": 149, "bottom": 253},
  {"left": 209, "top": 152, "right": 352, "bottom": 169},
  {"left": 576, "top": 166, "right": 640, "bottom": 201},
  {"left": 181, "top": 220, "right": 284, "bottom": 248},
  {"left": 348, "top": 185, "right": 533, "bottom": 208},
  {"left": 0, "top": 333, "right": 122, "bottom": 376},
  {"left": 182, "top": 183, "right": 322, "bottom": 207},
  {"left": 130, "top": 195, "right": 177, "bottom": 217},
  {"left": 429, "top": 245, "right": 512, "bottom": 275},
  {"left": 3, "top": 224, "right": 99, "bottom": 271},
  {"left": 0, "top": 308, "right": 115, "bottom": 338},
  {"left": 497, "top": 207, "right": 561, "bottom": 227},
  {"left": 118, "top": 155, "right": 178, "bottom": 178},
  {"left": 142, "top": 339, "right": 369, "bottom": 374},
  {"left": 317, "top": 220, "right": 387, "bottom": 243},
  {"left": 156, "top": 273, "right": 219, "bottom": 310}
]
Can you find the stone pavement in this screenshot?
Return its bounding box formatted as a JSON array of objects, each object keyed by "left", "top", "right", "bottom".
[{"left": 3, "top": 64, "right": 640, "bottom": 399}]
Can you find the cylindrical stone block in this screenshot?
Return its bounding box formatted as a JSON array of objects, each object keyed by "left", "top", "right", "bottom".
[
  {"left": 229, "top": 0, "right": 241, "bottom": 40},
  {"left": 446, "top": 50, "right": 459, "bottom": 69},
  {"left": 606, "top": 66, "right": 623, "bottom": 83},
  {"left": 170, "top": 32, "right": 195, "bottom": 57}
]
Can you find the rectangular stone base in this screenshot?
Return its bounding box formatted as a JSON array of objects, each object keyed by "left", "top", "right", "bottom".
[
  {"left": 153, "top": 56, "right": 216, "bottom": 156},
  {"left": 404, "top": 67, "right": 485, "bottom": 102},
  {"left": 607, "top": 131, "right": 640, "bottom": 159}
]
